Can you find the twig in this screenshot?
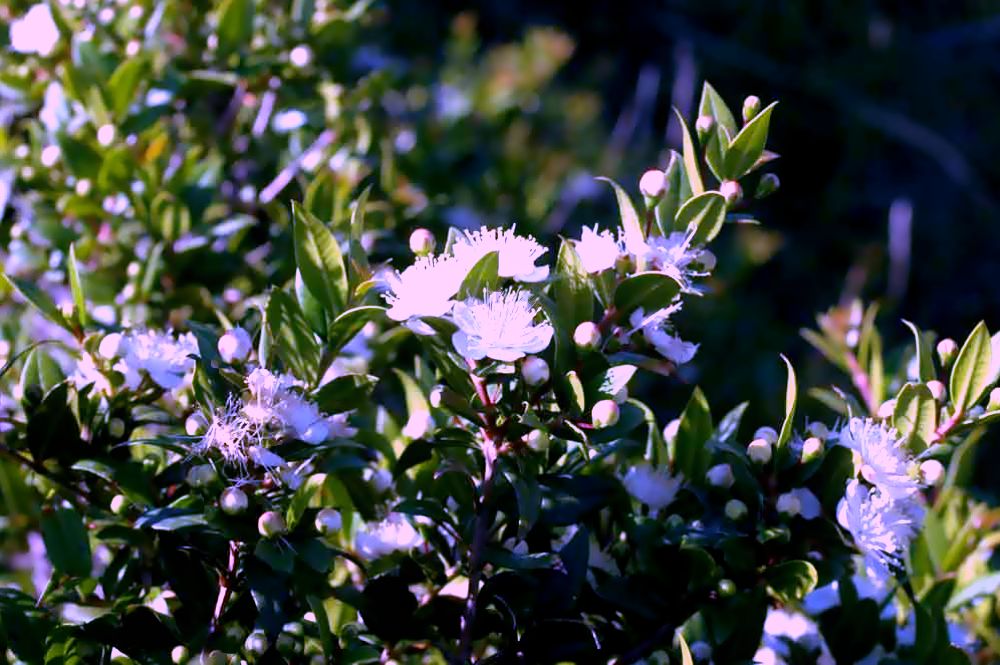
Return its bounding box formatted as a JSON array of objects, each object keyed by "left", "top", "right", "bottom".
[
  {"left": 211, "top": 540, "right": 240, "bottom": 632},
  {"left": 930, "top": 407, "right": 965, "bottom": 445},
  {"left": 0, "top": 443, "right": 93, "bottom": 504},
  {"left": 844, "top": 351, "right": 876, "bottom": 415}
]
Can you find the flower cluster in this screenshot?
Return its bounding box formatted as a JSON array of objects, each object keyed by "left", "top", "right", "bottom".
[{"left": 88, "top": 329, "right": 199, "bottom": 392}]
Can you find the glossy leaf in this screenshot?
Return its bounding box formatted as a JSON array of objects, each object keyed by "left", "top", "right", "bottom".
[
  {"left": 950, "top": 321, "right": 992, "bottom": 413},
  {"left": 41, "top": 507, "right": 92, "bottom": 578},
  {"left": 673, "top": 108, "right": 705, "bottom": 195},
  {"left": 1, "top": 274, "right": 74, "bottom": 334},
  {"left": 553, "top": 239, "right": 593, "bottom": 330},
  {"left": 676, "top": 191, "right": 726, "bottom": 245},
  {"left": 723, "top": 101, "right": 778, "bottom": 178},
  {"left": 597, "top": 176, "right": 645, "bottom": 248},
  {"left": 894, "top": 383, "right": 938, "bottom": 452},
  {"left": 674, "top": 387, "right": 713, "bottom": 480},
  {"left": 764, "top": 560, "right": 817, "bottom": 603},
  {"left": 777, "top": 354, "right": 797, "bottom": 447},
  {"left": 292, "top": 201, "right": 348, "bottom": 318},
  {"left": 614, "top": 272, "right": 681, "bottom": 315}
]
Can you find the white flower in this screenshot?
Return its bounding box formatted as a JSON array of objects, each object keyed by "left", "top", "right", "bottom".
[
  {"left": 243, "top": 367, "right": 355, "bottom": 443},
  {"left": 622, "top": 464, "right": 682, "bottom": 512},
  {"left": 573, "top": 225, "right": 622, "bottom": 273},
  {"left": 452, "top": 225, "right": 549, "bottom": 282},
  {"left": 272, "top": 109, "right": 307, "bottom": 133},
  {"left": 10, "top": 4, "right": 60, "bottom": 57},
  {"left": 402, "top": 409, "right": 434, "bottom": 439},
  {"left": 451, "top": 289, "right": 553, "bottom": 362},
  {"left": 355, "top": 513, "right": 424, "bottom": 559},
  {"left": 837, "top": 417, "right": 921, "bottom": 499},
  {"left": 382, "top": 254, "right": 465, "bottom": 323},
  {"left": 107, "top": 330, "right": 198, "bottom": 391},
  {"left": 633, "top": 232, "right": 712, "bottom": 288},
  {"left": 628, "top": 307, "right": 698, "bottom": 365},
  {"left": 217, "top": 327, "right": 252, "bottom": 363},
  {"left": 837, "top": 480, "right": 923, "bottom": 587},
  {"left": 70, "top": 353, "right": 111, "bottom": 396},
  {"left": 199, "top": 396, "right": 262, "bottom": 466}
]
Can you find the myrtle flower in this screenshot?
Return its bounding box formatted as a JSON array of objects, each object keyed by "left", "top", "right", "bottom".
[
  {"left": 452, "top": 225, "right": 549, "bottom": 282},
  {"left": 837, "top": 417, "right": 920, "bottom": 499},
  {"left": 622, "top": 464, "right": 683, "bottom": 512},
  {"left": 759, "top": 608, "right": 835, "bottom": 665},
  {"left": 451, "top": 289, "right": 554, "bottom": 362},
  {"left": 382, "top": 254, "right": 465, "bottom": 325},
  {"left": 634, "top": 232, "right": 713, "bottom": 288},
  {"left": 573, "top": 225, "right": 622, "bottom": 274},
  {"left": 837, "top": 480, "right": 923, "bottom": 587},
  {"left": 628, "top": 307, "right": 698, "bottom": 365},
  {"left": 100, "top": 330, "right": 198, "bottom": 391},
  {"left": 70, "top": 353, "right": 112, "bottom": 396},
  {"left": 9, "top": 4, "right": 60, "bottom": 57},
  {"left": 244, "top": 367, "right": 356, "bottom": 444},
  {"left": 355, "top": 513, "right": 424, "bottom": 559},
  {"left": 199, "top": 396, "right": 262, "bottom": 465}
]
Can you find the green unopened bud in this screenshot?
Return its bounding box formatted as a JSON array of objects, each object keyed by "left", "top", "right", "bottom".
[
  {"left": 706, "top": 463, "right": 734, "bottom": 488},
  {"left": 989, "top": 387, "right": 1000, "bottom": 411},
  {"left": 695, "top": 114, "right": 715, "bottom": 139},
  {"left": 186, "top": 464, "right": 216, "bottom": 488},
  {"left": 220, "top": 487, "right": 249, "bottom": 515},
  {"left": 244, "top": 630, "right": 269, "bottom": 658},
  {"left": 315, "top": 508, "right": 342, "bottom": 535},
  {"left": 717, "top": 578, "right": 736, "bottom": 597},
  {"left": 742, "top": 95, "right": 761, "bottom": 122},
  {"left": 282, "top": 621, "right": 305, "bottom": 637},
  {"left": 591, "top": 399, "right": 620, "bottom": 428},
  {"left": 258, "top": 511, "right": 287, "bottom": 538},
  {"left": 927, "top": 380, "right": 946, "bottom": 401},
  {"left": 110, "top": 494, "right": 130, "bottom": 516},
  {"left": 755, "top": 173, "right": 780, "bottom": 199},
  {"left": 408, "top": 228, "right": 435, "bottom": 255},
  {"left": 525, "top": 429, "right": 550, "bottom": 452},
  {"left": 937, "top": 338, "right": 958, "bottom": 367},
  {"left": 573, "top": 322, "right": 602, "bottom": 350},
  {"left": 108, "top": 418, "right": 126, "bottom": 438},
  {"left": 801, "top": 436, "right": 824, "bottom": 462},
  {"left": 521, "top": 355, "right": 550, "bottom": 386},
  {"left": 724, "top": 499, "right": 748, "bottom": 521},
  {"left": 639, "top": 169, "right": 667, "bottom": 200},
  {"left": 276, "top": 632, "right": 300, "bottom": 657},
  {"left": 720, "top": 180, "right": 743, "bottom": 206},
  {"left": 746, "top": 438, "right": 772, "bottom": 465},
  {"left": 171, "top": 646, "right": 189, "bottom": 664}
]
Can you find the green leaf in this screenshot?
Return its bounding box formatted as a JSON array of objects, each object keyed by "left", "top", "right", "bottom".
[
  {"left": 764, "top": 560, "right": 817, "bottom": 603},
  {"left": 67, "top": 244, "right": 87, "bottom": 327},
  {"left": 655, "top": 151, "right": 683, "bottom": 233},
  {"left": 597, "top": 177, "right": 645, "bottom": 248},
  {"left": 723, "top": 101, "right": 778, "bottom": 179},
  {"left": 950, "top": 321, "right": 992, "bottom": 414},
  {"left": 287, "top": 473, "right": 326, "bottom": 530},
  {"left": 588, "top": 364, "right": 637, "bottom": 403},
  {"left": 614, "top": 272, "right": 681, "bottom": 315},
  {"left": 326, "top": 305, "right": 385, "bottom": 357},
  {"left": 313, "top": 374, "right": 377, "bottom": 413},
  {"left": 504, "top": 466, "right": 541, "bottom": 538},
  {"left": 674, "top": 387, "right": 713, "bottom": 480},
  {"left": 564, "top": 370, "right": 586, "bottom": 415},
  {"left": 702, "top": 123, "right": 731, "bottom": 183},
  {"left": 1, "top": 274, "right": 74, "bottom": 334},
  {"left": 946, "top": 572, "right": 1000, "bottom": 611},
  {"left": 777, "top": 354, "right": 797, "bottom": 447},
  {"left": 673, "top": 108, "right": 704, "bottom": 195},
  {"left": 699, "top": 82, "right": 738, "bottom": 135},
  {"left": 903, "top": 319, "right": 935, "bottom": 383},
  {"left": 348, "top": 186, "right": 372, "bottom": 294},
  {"left": 41, "top": 507, "right": 92, "bottom": 578},
  {"left": 292, "top": 201, "right": 348, "bottom": 319},
  {"left": 675, "top": 191, "right": 726, "bottom": 245},
  {"left": 893, "top": 383, "right": 937, "bottom": 452},
  {"left": 308, "top": 595, "right": 338, "bottom": 660},
  {"left": 216, "top": 0, "right": 254, "bottom": 57},
  {"left": 56, "top": 133, "right": 102, "bottom": 178},
  {"left": 553, "top": 239, "right": 593, "bottom": 330},
  {"left": 266, "top": 289, "right": 322, "bottom": 384},
  {"left": 392, "top": 368, "right": 431, "bottom": 439},
  {"left": 106, "top": 57, "right": 146, "bottom": 118},
  {"left": 255, "top": 540, "right": 294, "bottom": 575},
  {"left": 19, "top": 348, "right": 65, "bottom": 397},
  {"left": 456, "top": 251, "right": 500, "bottom": 300}
]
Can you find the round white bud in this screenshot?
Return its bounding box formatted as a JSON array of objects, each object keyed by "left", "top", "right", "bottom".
[
  {"left": 96, "top": 124, "right": 116, "bottom": 147},
  {"left": 521, "top": 356, "right": 550, "bottom": 386},
  {"left": 806, "top": 421, "right": 829, "bottom": 439},
  {"left": 573, "top": 322, "right": 602, "bottom": 350},
  {"left": 258, "top": 511, "right": 287, "bottom": 538},
  {"left": 927, "top": 380, "right": 946, "bottom": 401},
  {"left": 220, "top": 487, "right": 249, "bottom": 515},
  {"left": 315, "top": 508, "right": 342, "bottom": 535},
  {"left": 937, "top": 338, "right": 958, "bottom": 366},
  {"left": 706, "top": 463, "right": 735, "bottom": 488},
  {"left": 724, "top": 499, "right": 748, "bottom": 521},
  {"left": 217, "top": 326, "right": 252, "bottom": 363},
  {"left": 525, "top": 429, "right": 550, "bottom": 452},
  {"left": 989, "top": 387, "right": 1000, "bottom": 411},
  {"left": 186, "top": 464, "right": 216, "bottom": 488},
  {"left": 877, "top": 399, "right": 896, "bottom": 419},
  {"left": 639, "top": 169, "right": 667, "bottom": 199},
  {"left": 776, "top": 491, "right": 801, "bottom": 517},
  {"left": 747, "top": 438, "right": 772, "bottom": 465},
  {"left": 110, "top": 494, "right": 130, "bottom": 515},
  {"left": 244, "top": 630, "right": 269, "bottom": 657},
  {"left": 920, "top": 459, "right": 946, "bottom": 486},
  {"left": 720, "top": 180, "right": 743, "bottom": 205},
  {"left": 170, "top": 646, "right": 189, "bottom": 664},
  {"left": 98, "top": 332, "right": 124, "bottom": 359},
  {"left": 185, "top": 412, "right": 207, "bottom": 436},
  {"left": 408, "top": 228, "right": 436, "bottom": 255},
  {"left": 591, "top": 399, "right": 620, "bottom": 429},
  {"left": 753, "top": 426, "right": 778, "bottom": 444},
  {"left": 368, "top": 468, "right": 393, "bottom": 494},
  {"left": 289, "top": 44, "right": 313, "bottom": 68},
  {"left": 742, "top": 95, "right": 762, "bottom": 122},
  {"left": 801, "top": 436, "right": 824, "bottom": 462},
  {"left": 108, "top": 418, "right": 126, "bottom": 438},
  {"left": 695, "top": 114, "right": 715, "bottom": 136}
]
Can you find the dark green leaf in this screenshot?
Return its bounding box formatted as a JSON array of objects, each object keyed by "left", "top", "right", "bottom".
[
  {"left": 266, "top": 289, "right": 322, "bottom": 384},
  {"left": 674, "top": 387, "right": 712, "bottom": 480},
  {"left": 614, "top": 272, "right": 681, "bottom": 315},
  {"left": 893, "top": 383, "right": 937, "bottom": 452},
  {"left": 764, "top": 560, "right": 817, "bottom": 603},
  {"left": 673, "top": 108, "right": 705, "bottom": 195},
  {"left": 327, "top": 306, "right": 386, "bottom": 356},
  {"left": 698, "top": 82, "right": 738, "bottom": 135},
  {"left": 313, "top": 374, "right": 378, "bottom": 413},
  {"left": 676, "top": 192, "right": 726, "bottom": 245},
  {"left": 456, "top": 251, "right": 500, "bottom": 300},
  {"left": 950, "top": 321, "right": 992, "bottom": 413},
  {"left": 216, "top": 0, "right": 254, "bottom": 57},
  {"left": 903, "top": 319, "right": 935, "bottom": 383},
  {"left": 723, "top": 101, "right": 778, "bottom": 178},
  {"left": 1, "top": 274, "right": 74, "bottom": 334},
  {"left": 106, "top": 57, "right": 147, "bottom": 118},
  {"left": 292, "top": 201, "right": 348, "bottom": 318},
  {"left": 41, "top": 507, "right": 92, "bottom": 578},
  {"left": 597, "top": 177, "right": 644, "bottom": 248},
  {"left": 553, "top": 239, "right": 593, "bottom": 330}
]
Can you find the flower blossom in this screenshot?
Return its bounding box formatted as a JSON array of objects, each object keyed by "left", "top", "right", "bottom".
[
  {"left": 355, "top": 513, "right": 424, "bottom": 559},
  {"left": 573, "top": 225, "right": 622, "bottom": 273},
  {"left": 382, "top": 254, "right": 465, "bottom": 325},
  {"left": 9, "top": 4, "right": 60, "bottom": 57},
  {"left": 632, "top": 232, "right": 714, "bottom": 289},
  {"left": 628, "top": 307, "right": 698, "bottom": 365},
  {"left": 451, "top": 289, "right": 553, "bottom": 362},
  {"left": 452, "top": 225, "right": 549, "bottom": 282},
  {"left": 622, "top": 464, "right": 682, "bottom": 512},
  {"left": 99, "top": 330, "right": 198, "bottom": 391},
  {"left": 837, "top": 417, "right": 921, "bottom": 500},
  {"left": 244, "top": 367, "right": 356, "bottom": 444},
  {"left": 837, "top": 480, "right": 923, "bottom": 587}
]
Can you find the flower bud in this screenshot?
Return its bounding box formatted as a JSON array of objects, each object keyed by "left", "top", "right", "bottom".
[
  {"left": 98, "top": 332, "right": 124, "bottom": 359},
  {"left": 108, "top": 418, "right": 125, "bottom": 438},
  {"left": 776, "top": 491, "right": 801, "bottom": 517},
  {"left": 755, "top": 173, "right": 780, "bottom": 199},
  {"left": 698, "top": 249, "right": 717, "bottom": 271},
  {"left": 96, "top": 124, "right": 116, "bottom": 147},
  {"left": 220, "top": 487, "right": 249, "bottom": 515},
  {"left": 877, "top": 399, "right": 896, "bottom": 419},
  {"left": 806, "top": 421, "right": 829, "bottom": 440},
  {"left": 989, "top": 387, "right": 1000, "bottom": 411},
  {"left": 724, "top": 498, "right": 748, "bottom": 521},
  {"left": 591, "top": 399, "right": 620, "bottom": 428},
  {"left": 720, "top": 180, "right": 743, "bottom": 206},
  {"left": 525, "top": 429, "right": 550, "bottom": 452},
  {"left": 801, "top": 436, "right": 824, "bottom": 462},
  {"left": 937, "top": 338, "right": 958, "bottom": 367},
  {"left": 368, "top": 468, "right": 393, "bottom": 493},
  {"left": 717, "top": 578, "right": 736, "bottom": 597},
  {"left": 200, "top": 651, "right": 227, "bottom": 665},
  {"left": 110, "top": 494, "right": 130, "bottom": 515},
  {"left": 408, "top": 228, "right": 436, "bottom": 255},
  {"left": 662, "top": 418, "right": 680, "bottom": 444},
  {"left": 753, "top": 426, "right": 778, "bottom": 445},
  {"left": 927, "top": 380, "right": 946, "bottom": 401},
  {"left": 573, "top": 321, "right": 602, "bottom": 350},
  {"left": 639, "top": 169, "right": 667, "bottom": 199},
  {"left": 258, "top": 511, "right": 287, "bottom": 538},
  {"left": 171, "top": 646, "right": 189, "bottom": 664},
  {"left": 315, "top": 508, "right": 342, "bottom": 535},
  {"left": 185, "top": 412, "right": 207, "bottom": 436},
  {"left": 747, "top": 438, "right": 772, "bottom": 464},
  {"left": 695, "top": 114, "right": 715, "bottom": 138},
  {"left": 521, "top": 356, "right": 550, "bottom": 386},
  {"left": 217, "top": 326, "right": 252, "bottom": 363},
  {"left": 244, "top": 630, "right": 269, "bottom": 658},
  {"left": 706, "top": 463, "right": 734, "bottom": 488},
  {"left": 920, "top": 459, "right": 945, "bottom": 486},
  {"left": 186, "top": 464, "right": 216, "bottom": 488},
  {"left": 742, "top": 95, "right": 761, "bottom": 122}
]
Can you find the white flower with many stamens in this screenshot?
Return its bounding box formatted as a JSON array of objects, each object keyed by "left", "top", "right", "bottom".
[
  {"left": 452, "top": 289, "right": 554, "bottom": 362},
  {"left": 837, "top": 480, "right": 923, "bottom": 587},
  {"left": 452, "top": 225, "right": 549, "bottom": 282},
  {"left": 199, "top": 396, "right": 261, "bottom": 466},
  {"left": 628, "top": 307, "right": 698, "bottom": 365},
  {"left": 573, "top": 225, "right": 623, "bottom": 274},
  {"left": 244, "top": 367, "right": 356, "bottom": 444},
  {"left": 622, "top": 464, "right": 683, "bottom": 513},
  {"left": 355, "top": 513, "right": 424, "bottom": 559},
  {"left": 382, "top": 254, "right": 465, "bottom": 325},
  {"left": 105, "top": 330, "right": 198, "bottom": 391},
  {"left": 837, "top": 417, "right": 920, "bottom": 500},
  {"left": 633, "top": 232, "right": 713, "bottom": 289}
]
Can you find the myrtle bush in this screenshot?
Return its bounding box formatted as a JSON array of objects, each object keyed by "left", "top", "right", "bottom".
[{"left": 1, "top": 2, "right": 999, "bottom": 665}]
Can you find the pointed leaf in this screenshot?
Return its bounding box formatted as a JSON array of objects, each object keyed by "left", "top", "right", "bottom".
[
  {"left": 777, "top": 354, "right": 797, "bottom": 447},
  {"left": 67, "top": 244, "right": 87, "bottom": 327},
  {"left": 614, "top": 272, "right": 681, "bottom": 315},
  {"left": 698, "top": 82, "right": 738, "bottom": 135},
  {"left": 456, "top": 251, "right": 500, "bottom": 300},
  {"left": 41, "top": 507, "right": 92, "bottom": 578},
  {"left": 723, "top": 101, "right": 778, "bottom": 179},
  {"left": 673, "top": 108, "right": 704, "bottom": 195},
  {"left": 553, "top": 239, "right": 593, "bottom": 330},
  {"left": 950, "top": 321, "right": 992, "bottom": 413},
  {"left": 903, "top": 319, "right": 935, "bottom": 383},
  {"left": 1, "top": 274, "right": 74, "bottom": 334},
  {"left": 674, "top": 387, "right": 712, "bottom": 480},
  {"left": 266, "top": 289, "right": 322, "bottom": 384},
  {"left": 292, "top": 201, "right": 348, "bottom": 318},
  {"left": 597, "top": 177, "right": 645, "bottom": 249},
  {"left": 894, "top": 383, "right": 937, "bottom": 452},
  {"left": 216, "top": 0, "right": 254, "bottom": 57},
  {"left": 676, "top": 191, "right": 726, "bottom": 245},
  {"left": 764, "top": 560, "right": 817, "bottom": 603}
]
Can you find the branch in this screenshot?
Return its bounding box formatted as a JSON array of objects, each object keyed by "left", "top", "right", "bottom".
[
  {"left": 844, "top": 351, "right": 876, "bottom": 415},
  {"left": 0, "top": 443, "right": 94, "bottom": 505},
  {"left": 211, "top": 540, "right": 240, "bottom": 633}
]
